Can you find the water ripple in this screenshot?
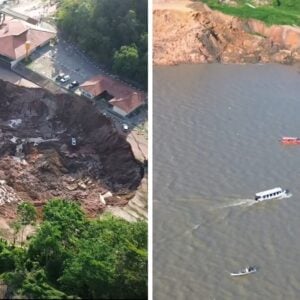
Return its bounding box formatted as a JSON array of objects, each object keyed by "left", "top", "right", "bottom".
[{"left": 154, "top": 63, "right": 300, "bottom": 300}]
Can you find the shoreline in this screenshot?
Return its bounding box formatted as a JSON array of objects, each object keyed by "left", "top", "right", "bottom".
[{"left": 154, "top": 0, "right": 300, "bottom": 66}]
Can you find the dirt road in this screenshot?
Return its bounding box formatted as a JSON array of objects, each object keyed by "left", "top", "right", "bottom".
[{"left": 153, "top": 0, "right": 208, "bottom": 11}]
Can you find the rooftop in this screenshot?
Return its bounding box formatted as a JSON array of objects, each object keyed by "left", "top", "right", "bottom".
[
  {"left": 80, "top": 75, "right": 146, "bottom": 114},
  {"left": 0, "top": 15, "right": 55, "bottom": 60}
]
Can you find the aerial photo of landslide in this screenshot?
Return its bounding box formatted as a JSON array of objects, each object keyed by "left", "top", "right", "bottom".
[{"left": 0, "top": 79, "right": 143, "bottom": 218}]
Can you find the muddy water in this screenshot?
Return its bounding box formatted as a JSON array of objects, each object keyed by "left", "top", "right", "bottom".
[{"left": 153, "top": 64, "right": 300, "bottom": 300}]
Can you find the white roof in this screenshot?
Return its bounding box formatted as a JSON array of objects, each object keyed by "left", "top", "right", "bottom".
[{"left": 255, "top": 187, "right": 283, "bottom": 197}]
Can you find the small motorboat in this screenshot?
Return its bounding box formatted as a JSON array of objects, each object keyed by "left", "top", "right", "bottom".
[
  {"left": 230, "top": 266, "right": 256, "bottom": 277},
  {"left": 280, "top": 137, "right": 300, "bottom": 145},
  {"left": 254, "top": 187, "right": 290, "bottom": 201}
]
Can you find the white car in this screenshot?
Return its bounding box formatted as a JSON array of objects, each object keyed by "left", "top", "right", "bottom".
[
  {"left": 122, "top": 123, "right": 129, "bottom": 132},
  {"left": 67, "top": 80, "right": 79, "bottom": 89},
  {"left": 55, "top": 73, "right": 65, "bottom": 81},
  {"left": 71, "top": 137, "right": 77, "bottom": 146},
  {"left": 60, "top": 75, "right": 70, "bottom": 83}
]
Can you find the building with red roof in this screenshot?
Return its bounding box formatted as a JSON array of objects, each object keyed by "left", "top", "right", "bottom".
[
  {"left": 0, "top": 14, "right": 56, "bottom": 68},
  {"left": 80, "top": 75, "right": 146, "bottom": 117}
]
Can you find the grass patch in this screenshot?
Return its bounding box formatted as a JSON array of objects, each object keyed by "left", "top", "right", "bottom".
[{"left": 198, "top": 0, "right": 300, "bottom": 26}]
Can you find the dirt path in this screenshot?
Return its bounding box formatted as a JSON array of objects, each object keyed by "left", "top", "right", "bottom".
[
  {"left": 154, "top": 0, "right": 194, "bottom": 11},
  {"left": 153, "top": 0, "right": 207, "bottom": 12}
]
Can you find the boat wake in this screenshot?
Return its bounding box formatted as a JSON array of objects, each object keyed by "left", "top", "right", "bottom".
[
  {"left": 217, "top": 198, "right": 257, "bottom": 209},
  {"left": 280, "top": 193, "right": 293, "bottom": 199},
  {"left": 217, "top": 193, "right": 292, "bottom": 209}
]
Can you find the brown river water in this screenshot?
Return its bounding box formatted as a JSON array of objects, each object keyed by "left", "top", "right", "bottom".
[{"left": 154, "top": 63, "right": 300, "bottom": 300}]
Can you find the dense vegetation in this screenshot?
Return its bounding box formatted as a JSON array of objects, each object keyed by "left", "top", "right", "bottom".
[
  {"left": 199, "top": 0, "right": 300, "bottom": 26},
  {"left": 56, "top": 0, "right": 147, "bottom": 88},
  {"left": 0, "top": 200, "right": 147, "bottom": 299}
]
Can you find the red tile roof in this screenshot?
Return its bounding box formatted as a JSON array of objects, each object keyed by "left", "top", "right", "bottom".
[
  {"left": 109, "top": 92, "right": 145, "bottom": 114},
  {"left": 0, "top": 16, "right": 55, "bottom": 60},
  {"left": 80, "top": 75, "right": 145, "bottom": 114}
]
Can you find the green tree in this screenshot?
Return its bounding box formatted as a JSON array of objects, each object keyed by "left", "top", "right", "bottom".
[
  {"left": 0, "top": 200, "right": 147, "bottom": 299},
  {"left": 17, "top": 202, "right": 36, "bottom": 245},
  {"left": 0, "top": 240, "right": 16, "bottom": 273},
  {"left": 43, "top": 199, "right": 86, "bottom": 242},
  {"left": 17, "top": 202, "right": 36, "bottom": 227},
  {"left": 59, "top": 215, "right": 147, "bottom": 299},
  {"left": 19, "top": 268, "right": 70, "bottom": 299},
  {"left": 113, "top": 45, "right": 139, "bottom": 79},
  {"left": 11, "top": 221, "right": 21, "bottom": 246},
  {"left": 28, "top": 222, "right": 66, "bottom": 280},
  {"left": 56, "top": 0, "right": 147, "bottom": 87},
  {"left": 28, "top": 199, "right": 86, "bottom": 281}
]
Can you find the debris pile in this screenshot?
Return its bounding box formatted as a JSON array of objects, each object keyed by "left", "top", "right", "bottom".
[
  {"left": 0, "top": 80, "right": 143, "bottom": 217},
  {"left": 153, "top": 2, "right": 300, "bottom": 65}
]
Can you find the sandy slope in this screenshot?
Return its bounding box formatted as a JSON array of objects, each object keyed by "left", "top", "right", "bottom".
[{"left": 153, "top": 0, "right": 300, "bottom": 65}]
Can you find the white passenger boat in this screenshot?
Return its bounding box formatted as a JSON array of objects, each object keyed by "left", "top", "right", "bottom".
[
  {"left": 254, "top": 187, "right": 289, "bottom": 201},
  {"left": 230, "top": 266, "right": 256, "bottom": 277}
]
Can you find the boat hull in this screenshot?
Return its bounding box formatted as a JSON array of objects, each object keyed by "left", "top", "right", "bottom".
[
  {"left": 255, "top": 188, "right": 290, "bottom": 201},
  {"left": 280, "top": 137, "right": 300, "bottom": 145},
  {"left": 281, "top": 141, "right": 300, "bottom": 145},
  {"left": 230, "top": 270, "right": 256, "bottom": 276}
]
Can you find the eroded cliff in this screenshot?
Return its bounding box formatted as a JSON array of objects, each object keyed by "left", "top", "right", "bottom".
[{"left": 153, "top": 0, "right": 300, "bottom": 65}]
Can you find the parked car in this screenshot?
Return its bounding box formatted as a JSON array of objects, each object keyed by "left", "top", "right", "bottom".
[
  {"left": 71, "top": 137, "right": 77, "bottom": 146},
  {"left": 67, "top": 80, "right": 79, "bottom": 89},
  {"left": 122, "top": 123, "right": 129, "bottom": 132},
  {"left": 55, "top": 73, "right": 65, "bottom": 81},
  {"left": 60, "top": 75, "right": 70, "bottom": 83}
]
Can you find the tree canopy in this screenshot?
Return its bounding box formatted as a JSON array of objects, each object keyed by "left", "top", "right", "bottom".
[
  {"left": 56, "top": 0, "right": 148, "bottom": 88},
  {"left": 0, "top": 199, "right": 147, "bottom": 299}
]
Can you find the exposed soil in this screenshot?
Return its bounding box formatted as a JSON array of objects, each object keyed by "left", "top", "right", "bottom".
[
  {"left": 0, "top": 79, "right": 143, "bottom": 219},
  {"left": 154, "top": 0, "right": 300, "bottom": 65},
  {"left": 105, "top": 176, "right": 148, "bottom": 222}
]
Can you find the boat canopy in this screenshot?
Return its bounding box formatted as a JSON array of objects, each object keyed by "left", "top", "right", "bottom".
[
  {"left": 281, "top": 137, "right": 300, "bottom": 140},
  {"left": 255, "top": 187, "right": 283, "bottom": 198}
]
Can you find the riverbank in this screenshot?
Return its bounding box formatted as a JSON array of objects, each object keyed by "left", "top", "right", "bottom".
[{"left": 153, "top": 0, "right": 300, "bottom": 65}]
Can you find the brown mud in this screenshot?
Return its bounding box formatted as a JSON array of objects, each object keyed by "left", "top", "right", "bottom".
[
  {"left": 0, "top": 79, "right": 143, "bottom": 219},
  {"left": 154, "top": 0, "right": 300, "bottom": 66}
]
